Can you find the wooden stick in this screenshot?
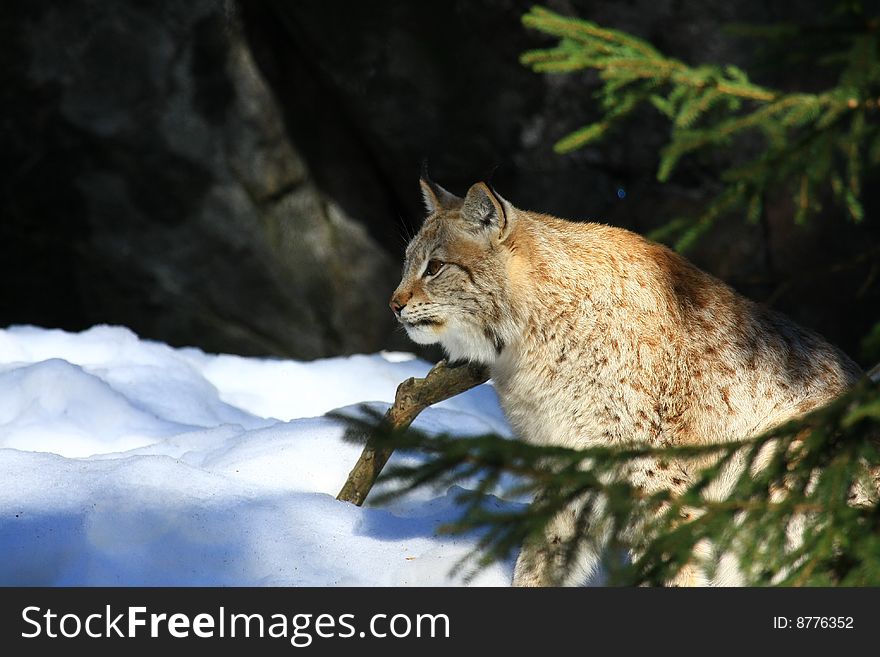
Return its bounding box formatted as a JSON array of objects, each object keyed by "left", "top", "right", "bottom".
[{"left": 336, "top": 360, "right": 490, "bottom": 505}]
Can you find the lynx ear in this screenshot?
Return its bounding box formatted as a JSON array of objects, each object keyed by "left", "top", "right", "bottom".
[
  {"left": 420, "top": 178, "right": 461, "bottom": 214},
  {"left": 419, "top": 166, "right": 462, "bottom": 214},
  {"left": 461, "top": 182, "right": 510, "bottom": 238}
]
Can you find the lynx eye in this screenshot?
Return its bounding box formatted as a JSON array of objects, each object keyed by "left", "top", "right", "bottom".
[{"left": 423, "top": 259, "right": 445, "bottom": 277}]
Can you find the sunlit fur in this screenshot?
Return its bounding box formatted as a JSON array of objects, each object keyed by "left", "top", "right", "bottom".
[
  {"left": 392, "top": 182, "right": 520, "bottom": 365},
  {"left": 391, "top": 179, "right": 863, "bottom": 587}
]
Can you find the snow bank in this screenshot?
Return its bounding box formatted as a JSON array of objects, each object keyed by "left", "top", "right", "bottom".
[{"left": 0, "top": 325, "right": 516, "bottom": 586}]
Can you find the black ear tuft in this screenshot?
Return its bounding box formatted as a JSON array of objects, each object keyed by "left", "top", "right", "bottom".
[{"left": 419, "top": 162, "right": 462, "bottom": 214}]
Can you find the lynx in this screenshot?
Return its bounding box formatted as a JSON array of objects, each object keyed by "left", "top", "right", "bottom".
[{"left": 390, "top": 176, "right": 863, "bottom": 586}]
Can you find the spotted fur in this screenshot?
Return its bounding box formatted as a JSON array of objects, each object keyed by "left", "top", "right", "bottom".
[{"left": 391, "top": 178, "right": 863, "bottom": 586}]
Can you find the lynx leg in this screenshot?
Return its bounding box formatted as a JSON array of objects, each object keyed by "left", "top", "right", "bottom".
[
  {"left": 663, "top": 537, "right": 712, "bottom": 587},
  {"left": 512, "top": 494, "right": 602, "bottom": 587},
  {"left": 628, "top": 457, "right": 713, "bottom": 586}
]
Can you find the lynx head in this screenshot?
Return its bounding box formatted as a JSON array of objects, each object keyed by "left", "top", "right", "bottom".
[{"left": 389, "top": 176, "right": 518, "bottom": 364}]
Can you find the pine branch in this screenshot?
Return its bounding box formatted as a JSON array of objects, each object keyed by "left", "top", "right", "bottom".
[
  {"left": 340, "top": 374, "right": 880, "bottom": 585},
  {"left": 521, "top": 5, "right": 880, "bottom": 252}
]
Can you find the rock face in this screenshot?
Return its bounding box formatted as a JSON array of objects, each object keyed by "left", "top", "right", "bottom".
[
  {"left": 2, "top": 0, "right": 398, "bottom": 358},
  {"left": 3, "top": 0, "right": 878, "bottom": 360}
]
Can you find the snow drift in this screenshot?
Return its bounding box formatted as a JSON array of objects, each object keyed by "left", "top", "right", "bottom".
[{"left": 0, "top": 325, "right": 516, "bottom": 586}]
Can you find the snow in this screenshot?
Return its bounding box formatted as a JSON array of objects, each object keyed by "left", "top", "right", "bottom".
[{"left": 0, "top": 325, "right": 518, "bottom": 586}]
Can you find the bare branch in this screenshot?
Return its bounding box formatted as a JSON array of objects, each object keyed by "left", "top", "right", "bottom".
[{"left": 336, "top": 360, "right": 490, "bottom": 505}]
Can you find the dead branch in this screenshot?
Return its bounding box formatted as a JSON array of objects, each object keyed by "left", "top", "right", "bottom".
[{"left": 336, "top": 359, "right": 490, "bottom": 505}]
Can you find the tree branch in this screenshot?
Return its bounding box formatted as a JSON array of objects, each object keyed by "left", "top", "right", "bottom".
[{"left": 336, "top": 359, "right": 490, "bottom": 505}]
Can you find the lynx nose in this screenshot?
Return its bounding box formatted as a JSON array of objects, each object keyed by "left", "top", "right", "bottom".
[{"left": 390, "top": 291, "right": 410, "bottom": 316}]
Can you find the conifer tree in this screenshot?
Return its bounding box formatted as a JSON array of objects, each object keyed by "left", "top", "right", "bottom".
[{"left": 520, "top": 5, "right": 880, "bottom": 251}]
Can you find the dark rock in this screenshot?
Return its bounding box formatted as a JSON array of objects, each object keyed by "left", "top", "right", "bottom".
[
  {"left": 3, "top": 0, "right": 878, "bottom": 363},
  {"left": 1, "top": 0, "right": 399, "bottom": 358}
]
